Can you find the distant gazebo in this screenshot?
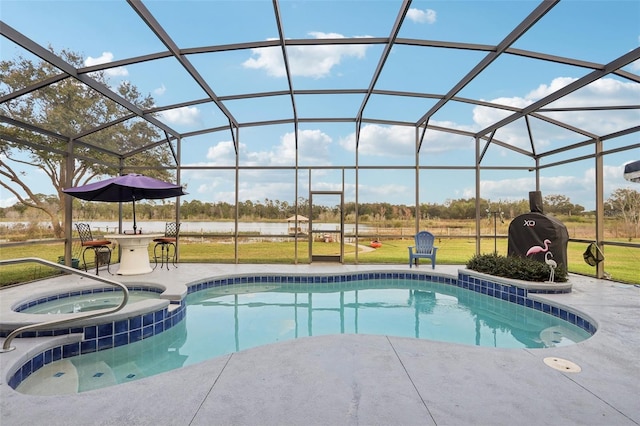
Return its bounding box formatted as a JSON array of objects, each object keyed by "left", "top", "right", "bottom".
[{"left": 286, "top": 215, "right": 309, "bottom": 236}]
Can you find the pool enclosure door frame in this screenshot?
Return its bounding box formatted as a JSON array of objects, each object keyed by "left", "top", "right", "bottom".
[{"left": 309, "top": 191, "right": 344, "bottom": 263}]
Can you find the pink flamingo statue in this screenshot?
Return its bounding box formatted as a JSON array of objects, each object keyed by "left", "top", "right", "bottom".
[{"left": 526, "top": 239, "right": 551, "bottom": 257}]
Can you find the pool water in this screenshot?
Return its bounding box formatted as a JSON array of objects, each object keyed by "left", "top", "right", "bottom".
[
  {"left": 18, "top": 290, "right": 161, "bottom": 314},
  {"left": 16, "top": 279, "right": 591, "bottom": 395}
]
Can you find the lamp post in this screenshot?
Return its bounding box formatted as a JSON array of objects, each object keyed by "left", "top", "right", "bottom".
[{"left": 487, "top": 209, "right": 504, "bottom": 254}]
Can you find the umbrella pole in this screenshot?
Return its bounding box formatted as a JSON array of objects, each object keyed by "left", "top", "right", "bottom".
[{"left": 133, "top": 198, "right": 137, "bottom": 234}]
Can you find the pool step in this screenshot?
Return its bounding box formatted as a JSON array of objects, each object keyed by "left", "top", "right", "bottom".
[
  {"left": 74, "top": 360, "right": 117, "bottom": 392},
  {"left": 16, "top": 360, "right": 79, "bottom": 395},
  {"left": 15, "top": 358, "right": 148, "bottom": 395},
  {"left": 111, "top": 361, "right": 145, "bottom": 383}
]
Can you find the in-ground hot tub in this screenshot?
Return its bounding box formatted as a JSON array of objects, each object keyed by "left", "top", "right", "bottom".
[{"left": 14, "top": 286, "right": 163, "bottom": 314}]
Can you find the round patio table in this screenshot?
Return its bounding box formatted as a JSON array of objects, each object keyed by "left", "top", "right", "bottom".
[{"left": 106, "top": 233, "right": 163, "bottom": 275}]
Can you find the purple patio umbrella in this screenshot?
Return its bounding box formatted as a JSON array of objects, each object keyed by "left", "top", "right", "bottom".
[{"left": 63, "top": 174, "right": 187, "bottom": 233}]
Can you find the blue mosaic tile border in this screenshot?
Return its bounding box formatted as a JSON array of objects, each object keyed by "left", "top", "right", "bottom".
[
  {"left": 187, "top": 271, "right": 455, "bottom": 294},
  {"left": 7, "top": 303, "right": 185, "bottom": 390},
  {"left": 13, "top": 286, "right": 163, "bottom": 313},
  {"left": 456, "top": 272, "right": 595, "bottom": 335}
]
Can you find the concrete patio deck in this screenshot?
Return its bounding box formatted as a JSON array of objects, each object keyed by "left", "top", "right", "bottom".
[{"left": 1, "top": 263, "right": 639, "bottom": 426}]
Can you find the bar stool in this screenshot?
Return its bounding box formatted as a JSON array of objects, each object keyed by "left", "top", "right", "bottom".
[
  {"left": 153, "top": 222, "right": 180, "bottom": 270},
  {"left": 76, "top": 223, "right": 112, "bottom": 275}
]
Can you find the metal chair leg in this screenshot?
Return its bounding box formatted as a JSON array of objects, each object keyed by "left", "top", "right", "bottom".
[
  {"left": 168, "top": 243, "right": 177, "bottom": 268},
  {"left": 161, "top": 244, "right": 167, "bottom": 270},
  {"left": 153, "top": 243, "right": 160, "bottom": 270},
  {"left": 153, "top": 242, "right": 176, "bottom": 271},
  {"left": 93, "top": 247, "right": 113, "bottom": 275},
  {"left": 81, "top": 248, "right": 89, "bottom": 273},
  {"left": 104, "top": 248, "right": 112, "bottom": 275}
]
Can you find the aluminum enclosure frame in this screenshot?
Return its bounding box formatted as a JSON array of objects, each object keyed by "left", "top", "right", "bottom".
[{"left": 1, "top": 1, "right": 639, "bottom": 278}]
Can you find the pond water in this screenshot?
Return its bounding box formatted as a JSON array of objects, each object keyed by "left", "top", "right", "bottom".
[{"left": 2, "top": 221, "right": 371, "bottom": 235}]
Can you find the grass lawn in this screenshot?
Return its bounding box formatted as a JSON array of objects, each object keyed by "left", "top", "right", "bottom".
[{"left": 1, "top": 238, "right": 638, "bottom": 286}]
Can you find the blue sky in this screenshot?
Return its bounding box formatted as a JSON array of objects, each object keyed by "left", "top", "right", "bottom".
[{"left": 1, "top": 0, "right": 639, "bottom": 211}]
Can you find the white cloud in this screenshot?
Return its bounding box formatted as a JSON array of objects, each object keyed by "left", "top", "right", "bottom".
[
  {"left": 459, "top": 161, "right": 633, "bottom": 211},
  {"left": 462, "top": 175, "right": 592, "bottom": 208},
  {"left": 524, "top": 76, "right": 576, "bottom": 100},
  {"left": 407, "top": 8, "right": 436, "bottom": 24},
  {"left": 243, "top": 32, "right": 370, "bottom": 78},
  {"left": 538, "top": 78, "right": 640, "bottom": 135},
  {"left": 462, "top": 177, "right": 533, "bottom": 201},
  {"left": 200, "top": 129, "right": 333, "bottom": 168},
  {"left": 190, "top": 176, "right": 294, "bottom": 204},
  {"left": 204, "top": 141, "right": 236, "bottom": 165},
  {"left": 359, "top": 183, "right": 410, "bottom": 199},
  {"left": 85, "top": 52, "right": 128, "bottom": 77},
  {"left": 297, "top": 129, "right": 333, "bottom": 165},
  {"left": 85, "top": 52, "right": 113, "bottom": 67},
  {"left": 420, "top": 121, "right": 476, "bottom": 154},
  {"left": 471, "top": 76, "right": 640, "bottom": 150},
  {"left": 182, "top": 74, "right": 637, "bottom": 207},
  {"left": 159, "top": 106, "right": 202, "bottom": 126},
  {"left": 0, "top": 195, "right": 18, "bottom": 208},
  {"left": 472, "top": 97, "right": 530, "bottom": 129},
  {"left": 339, "top": 124, "right": 414, "bottom": 156},
  {"left": 237, "top": 180, "right": 295, "bottom": 203},
  {"left": 583, "top": 163, "right": 635, "bottom": 201},
  {"left": 184, "top": 129, "right": 334, "bottom": 202},
  {"left": 630, "top": 40, "right": 640, "bottom": 71},
  {"left": 338, "top": 123, "right": 473, "bottom": 157},
  {"left": 153, "top": 84, "right": 166, "bottom": 96},
  {"left": 190, "top": 170, "right": 301, "bottom": 204},
  {"left": 195, "top": 178, "right": 235, "bottom": 202},
  {"left": 185, "top": 169, "right": 301, "bottom": 204}
]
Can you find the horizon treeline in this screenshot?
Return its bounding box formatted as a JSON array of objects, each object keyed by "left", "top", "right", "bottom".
[{"left": 2, "top": 195, "right": 587, "bottom": 222}]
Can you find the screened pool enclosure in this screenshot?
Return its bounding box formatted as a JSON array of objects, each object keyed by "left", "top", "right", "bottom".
[{"left": 1, "top": 1, "right": 639, "bottom": 279}]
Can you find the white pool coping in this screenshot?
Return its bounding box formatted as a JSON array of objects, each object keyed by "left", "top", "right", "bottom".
[{"left": 1, "top": 263, "right": 639, "bottom": 425}]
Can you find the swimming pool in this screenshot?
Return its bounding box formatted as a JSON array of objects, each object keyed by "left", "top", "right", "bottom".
[{"left": 13, "top": 276, "right": 592, "bottom": 395}]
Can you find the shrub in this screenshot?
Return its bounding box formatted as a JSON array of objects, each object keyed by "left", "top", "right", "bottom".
[{"left": 466, "top": 253, "right": 567, "bottom": 282}]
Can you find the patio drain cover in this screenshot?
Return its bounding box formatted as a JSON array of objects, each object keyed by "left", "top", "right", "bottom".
[{"left": 543, "top": 357, "right": 581, "bottom": 373}]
